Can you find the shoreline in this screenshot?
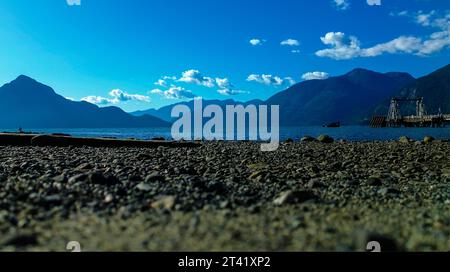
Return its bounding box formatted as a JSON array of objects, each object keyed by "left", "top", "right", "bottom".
[{"left": 0, "top": 132, "right": 449, "bottom": 148}]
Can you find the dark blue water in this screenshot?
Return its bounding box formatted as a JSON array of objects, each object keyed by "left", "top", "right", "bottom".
[{"left": 2, "top": 126, "right": 450, "bottom": 141}]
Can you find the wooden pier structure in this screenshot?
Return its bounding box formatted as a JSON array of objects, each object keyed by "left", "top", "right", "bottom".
[{"left": 371, "top": 97, "right": 450, "bottom": 128}]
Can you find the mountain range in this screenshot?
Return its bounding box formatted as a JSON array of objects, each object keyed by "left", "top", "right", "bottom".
[
  {"left": 132, "top": 64, "right": 449, "bottom": 125},
  {"left": 372, "top": 64, "right": 450, "bottom": 117},
  {"left": 132, "top": 99, "right": 264, "bottom": 122},
  {"left": 266, "top": 68, "right": 415, "bottom": 125},
  {"left": 0, "top": 64, "right": 448, "bottom": 129},
  {"left": 0, "top": 75, "right": 169, "bottom": 128}
]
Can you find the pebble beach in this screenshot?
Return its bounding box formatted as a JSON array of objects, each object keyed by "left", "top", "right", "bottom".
[{"left": 0, "top": 138, "right": 449, "bottom": 251}]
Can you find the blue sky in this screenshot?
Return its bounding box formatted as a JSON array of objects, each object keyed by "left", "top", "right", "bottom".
[{"left": 0, "top": 0, "right": 449, "bottom": 111}]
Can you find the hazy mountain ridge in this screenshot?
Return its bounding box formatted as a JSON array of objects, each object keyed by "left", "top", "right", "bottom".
[
  {"left": 266, "top": 68, "right": 416, "bottom": 125},
  {"left": 1, "top": 64, "right": 449, "bottom": 129},
  {"left": 131, "top": 99, "right": 264, "bottom": 122},
  {"left": 0, "top": 75, "right": 170, "bottom": 128},
  {"left": 135, "top": 68, "right": 419, "bottom": 125}
]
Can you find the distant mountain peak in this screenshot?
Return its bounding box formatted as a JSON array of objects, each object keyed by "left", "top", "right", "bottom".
[
  {"left": 0, "top": 75, "right": 170, "bottom": 128},
  {"left": 345, "top": 68, "right": 377, "bottom": 77},
  {"left": 12, "top": 75, "right": 38, "bottom": 84},
  {"left": 0, "top": 74, "right": 57, "bottom": 97}
]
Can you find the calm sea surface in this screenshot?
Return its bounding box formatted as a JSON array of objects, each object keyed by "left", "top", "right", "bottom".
[{"left": 2, "top": 126, "right": 450, "bottom": 141}]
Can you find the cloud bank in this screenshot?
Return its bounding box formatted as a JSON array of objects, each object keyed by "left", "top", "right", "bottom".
[
  {"left": 155, "top": 70, "right": 245, "bottom": 96},
  {"left": 316, "top": 10, "right": 450, "bottom": 59},
  {"left": 366, "top": 0, "right": 381, "bottom": 6},
  {"left": 333, "top": 0, "right": 349, "bottom": 10},
  {"left": 178, "top": 70, "right": 215, "bottom": 88},
  {"left": 247, "top": 74, "right": 296, "bottom": 87},
  {"left": 281, "top": 39, "right": 300, "bottom": 46},
  {"left": 66, "top": 0, "right": 81, "bottom": 6},
  {"left": 249, "top": 39, "right": 265, "bottom": 46},
  {"left": 302, "top": 72, "right": 330, "bottom": 81},
  {"left": 81, "top": 89, "right": 150, "bottom": 105},
  {"left": 150, "top": 86, "right": 196, "bottom": 100}
]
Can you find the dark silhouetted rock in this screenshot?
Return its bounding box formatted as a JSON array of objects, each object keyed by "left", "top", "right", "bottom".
[{"left": 317, "top": 135, "right": 334, "bottom": 143}]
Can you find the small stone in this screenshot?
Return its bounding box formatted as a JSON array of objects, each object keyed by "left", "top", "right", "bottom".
[
  {"left": 378, "top": 187, "right": 401, "bottom": 196},
  {"left": 52, "top": 174, "right": 67, "bottom": 183},
  {"left": 273, "top": 190, "right": 317, "bottom": 205},
  {"left": 423, "top": 136, "right": 435, "bottom": 144},
  {"left": 145, "top": 171, "right": 164, "bottom": 182},
  {"left": 87, "top": 172, "right": 118, "bottom": 185},
  {"left": 329, "top": 162, "right": 342, "bottom": 170},
  {"left": 136, "top": 182, "right": 152, "bottom": 192},
  {"left": 307, "top": 179, "right": 326, "bottom": 189},
  {"left": 150, "top": 195, "right": 176, "bottom": 210},
  {"left": 206, "top": 180, "right": 226, "bottom": 194},
  {"left": 442, "top": 168, "right": 450, "bottom": 179},
  {"left": 367, "top": 177, "right": 382, "bottom": 186},
  {"left": 88, "top": 172, "right": 107, "bottom": 184},
  {"left": 317, "top": 135, "right": 334, "bottom": 143},
  {"left": 301, "top": 136, "right": 317, "bottom": 142},
  {"left": 68, "top": 173, "right": 88, "bottom": 183},
  {"left": 104, "top": 194, "right": 114, "bottom": 203},
  {"left": 43, "top": 194, "right": 63, "bottom": 205},
  {"left": 129, "top": 175, "right": 142, "bottom": 182},
  {"left": 247, "top": 163, "right": 268, "bottom": 170},
  {"left": 75, "top": 163, "right": 93, "bottom": 171},
  {"left": 249, "top": 171, "right": 264, "bottom": 181},
  {"left": 399, "top": 136, "right": 412, "bottom": 144},
  {"left": 137, "top": 154, "right": 152, "bottom": 160},
  {"left": 347, "top": 180, "right": 360, "bottom": 186},
  {"left": 219, "top": 200, "right": 230, "bottom": 209}
]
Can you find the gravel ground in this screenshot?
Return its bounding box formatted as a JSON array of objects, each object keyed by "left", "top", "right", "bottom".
[{"left": 0, "top": 140, "right": 449, "bottom": 251}]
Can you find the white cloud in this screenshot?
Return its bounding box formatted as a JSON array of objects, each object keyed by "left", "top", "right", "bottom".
[
  {"left": 316, "top": 32, "right": 361, "bottom": 60},
  {"left": 81, "top": 96, "right": 112, "bottom": 105},
  {"left": 291, "top": 49, "right": 301, "bottom": 54},
  {"left": 150, "top": 86, "right": 195, "bottom": 100},
  {"left": 362, "top": 36, "right": 423, "bottom": 56},
  {"left": 155, "top": 70, "right": 245, "bottom": 96},
  {"left": 302, "top": 72, "right": 330, "bottom": 81},
  {"left": 315, "top": 11, "right": 450, "bottom": 61},
  {"left": 109, "top": 89, "right": 150, "bottom": 103},
  {"left": 178, "top": 69, "right": 215, "bottom": 88},
  {"left": 250, "top": 39, "right": 265, "bottom": 46},
  {"left": 333, "top": 0, "right": 349, "bottom": 10},
  {"left": 155, "top": 79, "right": 167, "bottom": 87},
  {"left": 66, "top": 0, "right": 81, "bottom": 6},
  {"left": 215, "top": 77, "right": 232, "bottom": 90},
  {"left": 81, "top": 89, "right": 150, "bottom": 105},
  {"left": 383, "top": 10, "right": 450, "bottom": 56},
  {"left": 281, "top": 39, "right": 300, "bottom": 46},
  {"left": 367, "top": 0, "right": 381, "bottom": 6},
  {"left": 154, "top": 76, "right": 177, "bottom": 87},
  {"left": 247, "top": 74, "right": 296, "bottom": 87},
  {"left": 406, "top": 10, "right": 450, "bottom": 30},
  {"left": 215, "top": 77, "right": 247, "bottom": 95},
  {"left": 217, "top": 88, "right": 248, "bottom": 95},
  {"left": 416, "top": 10, "right": 436, "bottom": 27}
]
